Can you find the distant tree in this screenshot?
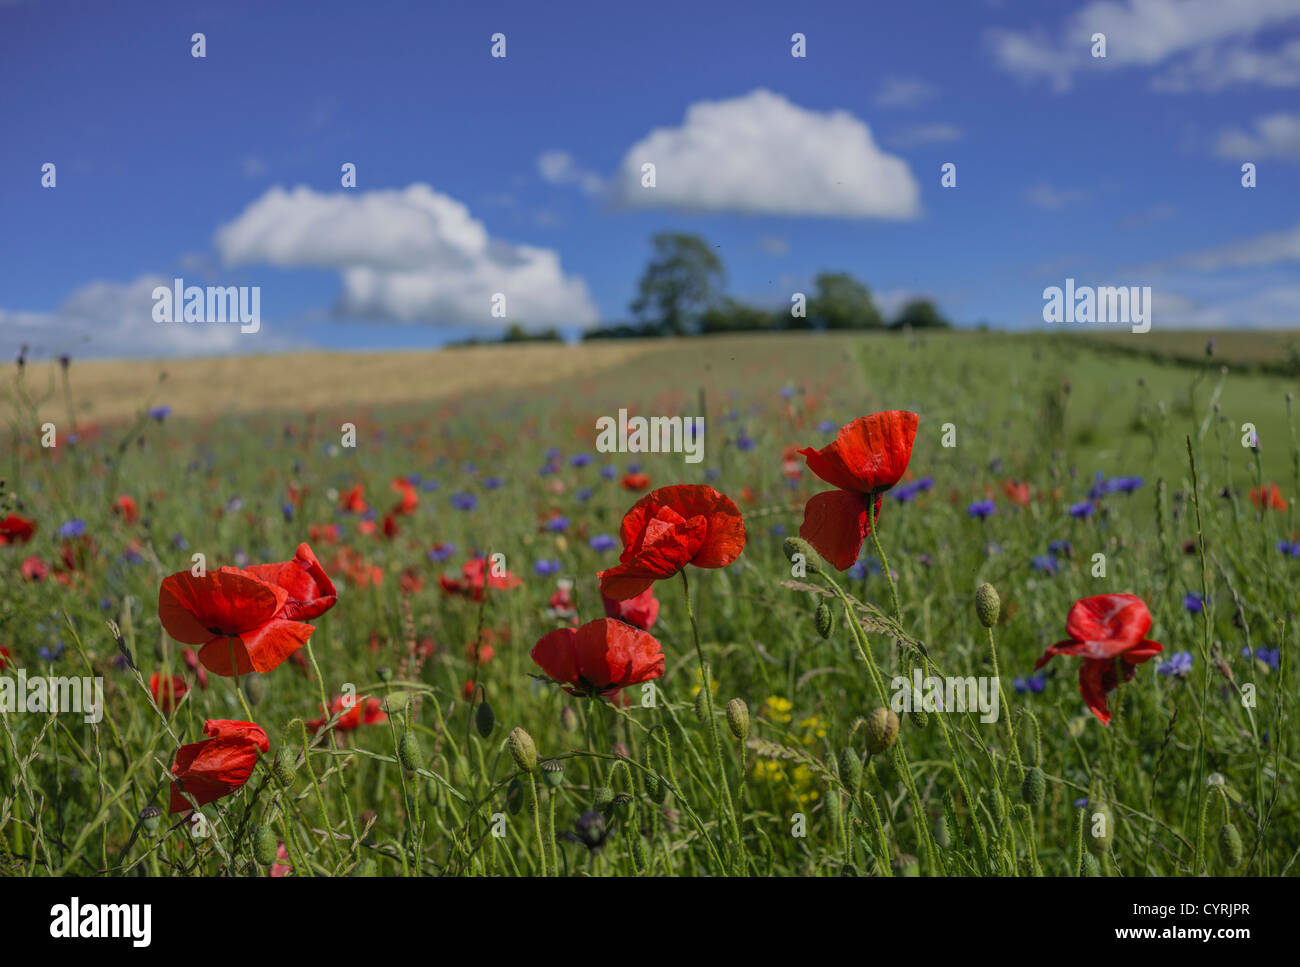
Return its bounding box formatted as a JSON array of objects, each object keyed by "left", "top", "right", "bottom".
[
  {"left": 502, "top": 324, "right": 562, "bottom": 343},
  {"left": 808, "top": 272, "right": 883, "bottom": 330},
  {"left": 891, "top": 298, "right": 951, "bottom": 330},
  {"left": 630, "top": 232, "right": 725, "bottom": 336},
  {"left": 581, "top": 320, "right": 667, "bottom": 340},
  {"left": 699, "top": 298, "right": 776, "bottom": 333}
]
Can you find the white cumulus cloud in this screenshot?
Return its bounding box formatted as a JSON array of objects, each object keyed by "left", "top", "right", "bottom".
[
  {"left": 1214, "top": 111, "right": 1300, "bottom": 160},
  {"left": 611, "top": 89, "right": 920, "bottom": 219},
  {"left": 215, "top": 184, "right": 598, "bottom": 328}
]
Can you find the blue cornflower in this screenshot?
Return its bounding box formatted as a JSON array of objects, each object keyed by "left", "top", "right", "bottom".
[
  {"left": 483, "top": 476, "right": 504, "bottom": 490},
  {"left": 149, "top": 405, "right": 171, "bottom": 421},
  {"left": 589, "top": 534, "right": 617, "bottom": 552},
  {"left": 1158, "top": 652, "right": 1194, "bottom": 677},
  {"left": 1184, "top": 591, "right": 1206, "bottom": 613},
  {"left": 967, "top": 500, "right": 996, "bottom": 520},
  {"left": 1069, "top": 500, "right": 1094, "bottom": 519},
  {"left": 1048, "top": 539, "right": 1073, "bottom": 556},
  {"left": 544, "top": 516, "right": 570, "bottom": 533},
  {"left": 533, "top": 559, "right": 562, "bottom": 577},
  {"left": 171, "top": 533, "right": 189, "bottom": 550},
  {"left": 1013, "top": 673, "right": 1047, "bottom": 695},
  {"left": 570, "top": 453, "right": 592, "bottom": 467},
  {"left": 575, "top": 488, "right": 594, "bottom": 502},
  {"left": 769, "top": 523, "right": 787, "bottom": 537},
  {"left": 736, "top": 433, "right": 756, "bottom": 452},
  {"left": 420, "top": 479, "right": 440, "bottom": 491},
  {"left": 817, "top": 420, "right": 836, "bottom": 434},
  {"left": 780, "top": 385, "right": 797, "bottom": 399},
  {"left": 428, "top": 543, "right": 456, "bottom": 562},
  {"left": 451, "top": 492, "right": 478, "bottom": 511},
  {"left": 59, "top": 519, "right": 86, "bottom": 539},
  {"left": 600, "top": 465, "right": 617, "bottom": 480},
  {"left": 1031, "top": 554, "right": 1058, "bottom": 575},
  {"left": 39, "top": 641, "right": 66, "bottom": 662},
  {"left": 1112, "top": 476, "right": 1144, "bottom": 494},
  {"left": 282, "top": 502, "right": 294, "bottom": 521}
]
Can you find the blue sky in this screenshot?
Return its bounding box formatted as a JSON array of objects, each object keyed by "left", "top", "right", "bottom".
[{"left": 2, "top": 0, "right": 1299, "bottom": 357}]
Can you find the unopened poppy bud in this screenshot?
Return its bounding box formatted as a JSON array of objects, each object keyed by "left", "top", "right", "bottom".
[
  {"left": 814, "top": 601, "right": 833, "bottom": 638},
  {"left": 1218, "top": 823, "right": 1243, "bottom": 869},
  {"left": 645, "top": 772, "right": 666, "bottom": 803},
  {"left": 933, "top": 813, "right": 951, "bottom": 848},
  {"left": 1086, "top": 802, "right": 1115, "bottom": 855},
  {"left": 398, "top": 731, "right": 421, "bottom": 772},
  {"left": 839, "top": 747, "right": 863, "bottom": 792},
  {"left": 241, "top": 674, "right": 267, "bottom": 706},
  {"left": 593, "top": 786, "right": 614, "bottom": 814},
  {"left": 506, "top": 777, "right": 524, "bottom": 814},
  {"left": 377, "top": 666, "right": 393, "bottom": 682},
  {"left": 475, "top": 699, "right": 495, "bottom": 738},
  {"left": 975, "top": 583, "right": 1000, "bottom": 628},
  {"left": 253, "top": 825, "right": 277, "bottom": 866},
  {"left": 272, "top": 748, "right": 296, "bottom": 787},
  {"left": 782, "top": 536, "right": 819, "bottom": 569},
  {"left": 139, "top": 805, "right": 161, "bottom": 835},
  {"left": 694, "top": 687, "right": 709, "bottom": 724},
  {"left": 508, "top": 727, "right": 537, "bottom": 773},
  {"left": 864, "top": 707, "right": 900, "bottom": 755},
  {"left": 725, "top": 698, "right": 749, "bottom": 740},
  {"left": 542, "top": 759, "right": 565, "bottom": 788},
  {"left": 559, "top": 706, "right": 578, "bottom": 733},
  {"left": 909, "top": 706, "right": 928, "bottom": 730},
  {"left": 1080, "top": 852, "right": 1101, "bottom": 877},
  {"left": 1022, "top": 766, "right": 1046, "bottom": 806}
]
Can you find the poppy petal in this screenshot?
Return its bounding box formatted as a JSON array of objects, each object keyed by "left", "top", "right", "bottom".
[
  {"left": 799, "top": 490, "right": 874, "bottom": 571},
  {"left": 799, "top": 411, "right": 918, "bottom": 495},
  {"left": 159, "top": 569, "right": 287, "bottom": 644}
]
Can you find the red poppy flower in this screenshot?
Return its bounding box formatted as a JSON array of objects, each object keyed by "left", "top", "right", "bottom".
[
  {"left": 158, "top": 542, "right": 337, "bottom": 676},
  {"left": 150, "top": 672, "right": 189, "bottom": 714},
  {"left": 439, "top": 557, "right": 521, "bottom": 601},
  {"left": 306, "top": 695, "right": 387, "bottom": 732},
  {"left": 602, "top": 585, "right": 660, "bottom": 631},
  {"left": 339, "top": 485, "right": 368, "bottom": 514},
  {"left": 270, "top": 841, "right": 292, "bottom": 878},
  {"left": 1250, "top": 483, "right": 1288, "bottom": 511},
  {"left": 113, "top": 495, "right": 140, "bottom": 524},
  {"left": 621, "top": 472, "right": 651, "bottom": 491},
  {"left": 20, "top": 555, "right": 47, "bottom": 581},
  {"left": 1033, "top": 593, "right": 1163, "bottom": 725},
  {"left": 1003, "top": 479, "right": 1031, "bottom": 507},
  {"left": 169, "top": 719, "right": 268, "bottom": 813},
  {"left": 797, "top": 411, "right": 918, "bottom": 570},
  {"left": 0, "top": 514, "right": 36, "bottom": 545},
  {"left": 182, "top": 647, "right": 209, "bottom": 690},
  {"left": 391, "top": 478, "right": 419, "bottom": 515},
  {"left": 0, "top": 646, "right": 12, "bottom": 669},
  {"left": 598, "top": 485, "right": 746, "bottom": 600},
  {"left": 531, "top": 617, "right": 665, "bottom": 697}
]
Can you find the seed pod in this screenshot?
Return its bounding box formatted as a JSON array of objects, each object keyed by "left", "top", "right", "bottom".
[
  {"left": 1022, "top": 766, "right": 1046, "bottom": 806},
  {"left": 475, "top": 699, "right": 495, "bottom": 738},
  {"left": 814, "top": 601, "right": 833, "bottom": 638},
  {"left": 933, "top": 813, "right": 952, "bottom": 848},
  {"left": 839, "top": 747, "right": 863, "bottom": 793},
  {"left": 508, "top": 727, "right": 537, "bottom": 773},
  {"left": 253, "top": 825, "right": 278, "bottom": 866},
  {"left": 825, "top": 789, "right": 842, "bottom": 827},
  {"left": 644, "top": 771, "right": 661, "bottom": 802},
  {"left": 612, "top": 792, "right": 634, "bottom": 821},
  {"left": 864, "top": 707, "right": 900, "bottom": 755},
  {"left": 559, "top": 706, "right": 579, "bottom": 733},
  {"left": 593, "top": 786, "right": 615, "bottom": 815},
  {"left": 694, "top": 688, "right": 709, "bottom": 724},
  {"left": 1218, "top": 823, "right": 1243, "bottom": 869},
  {"left": 782, "top": 536, "right": 818, "bottom": 567},
  {"left": 909, "top": 706, "right": 928, "bottom": 730},
  {"left": 398, "top": 731, "right": 421, "bottom": 772},
  {"left": 975, "top": 583, "right": 1000, "bottom": 629},
  {"left": 725, "top": 698, "right": 749, "bottom": 741},
  {"left": 541, "top": 759, "right": 565, "bottom": 788},
  {"left": 139, "top": 805, "right": 162, "bottom": 836},
  {"left": 1080, "top": 852, "right": 1101, "bottom": 877}
]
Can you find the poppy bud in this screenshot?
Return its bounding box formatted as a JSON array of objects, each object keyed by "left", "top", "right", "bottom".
[
  {"left": 508, "top": 727, "right": 537, "bottom": 773},
  {"left": 839, "top": 747, "right": 863, "bottom": 793},
  {"left": 241, "top": 674, "right": 267, "bottom": 706},
  {"left": 725, "top": 698, "right": 749, "bottom": 740},
  {"left": 814, "top": 601, "right": 833, "bottom": 638},
  {"left": 506, "top": 777, "right": 524, "bottom": 815},
  {"left": 1080, "top": 852, "right": 1101, "bottom": 877},
  {"left": 909, "top": 706, "right": 928, "bottom": 730},
  {"left": 559, "top": 706, "right": 578, "bottom": 733},
  {"left": 1218, "top": 823, "right": 1243, "bottom": 869},
  {"left": 864, "top": 707, "right": 900, "bottom": 755},
  {"left": 272, "top": 748, "right": 296, "bottom": 787},
  {"left": 593, "top": 786, "right": 614, "bottom": 814},
  {"left": 253, "top": 825, "right": 278, "bottom": 866},
  {"left": 975, "top": 583, "right": 1000, "bottom": 628},
  {"left": 139, "top": 805, "right": 161, "bottom": 835},
  {"left": 933, "top": 813, "right": 951, "bottom": 848},
  {"left": 350, "top": 858, "right": 378, "bottom": 876},
  {"left": 1086, "top": 802, "right": 1115, "bottom": 855},
  {"left": 542, "top": 759, "right": 565, "bottom": 788},
  {"left": 826, "top": 787, "right": 842, "bottom": 827},
  {"left": 782, "top": 536, "right": 820, "bottom": 570},
  {"left": 1022, "top": 766, "right": 1046, "bottom": 806},
  {"left": 398, "top": 731, "right": 421, "bottom": 772},
  {"left": 694, "top": 687, "right": 709, "bottom": 724},
  {"left": 475, "top": 699, "right": 495, "bottom": 738},
  {"left": 645, "top": 771, "right": 668, "bottom": 803},
  {"left": 377, "top": 666, "right": 393, "bottom": 682}
]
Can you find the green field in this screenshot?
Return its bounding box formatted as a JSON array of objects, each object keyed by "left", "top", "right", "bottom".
[{"left": 1, "top": 331, "right": 1296, "bottom": 876}]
